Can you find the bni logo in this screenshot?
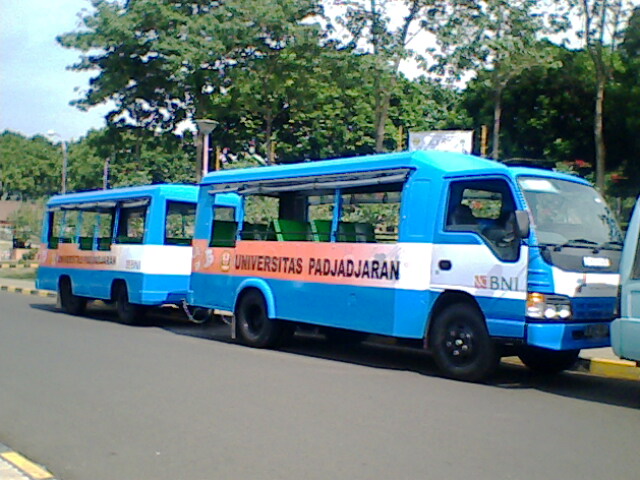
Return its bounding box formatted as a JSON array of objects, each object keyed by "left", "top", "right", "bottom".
[{"left": 474, "top": 275, "right": 488, "bottom": 289}]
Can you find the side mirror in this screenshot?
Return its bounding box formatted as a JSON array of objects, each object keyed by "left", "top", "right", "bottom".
[{"left": 515, "top": 210, "right": 530, "bottom": 238}]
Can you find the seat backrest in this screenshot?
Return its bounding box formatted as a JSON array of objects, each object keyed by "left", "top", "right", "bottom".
[
  {"left": 79, "top": 236, "right": 94, "bottom": 250},
  {"left": 354, "top": 222, "right": 376, "bottom": 242},
  {"left": 449, "top": 204, "right": 477, "bottom": 226},
  {"left": 241, "top": 223, "right": 269, "bottom": 240},
  {"left": 337, "top": 222, "right": 357, "bottom": 242},
  {"left": 210, "top": 220, "right": 238, "bottom": 247},
  {"left": 311, "top": 219, "right": 332, "bottom": 242},
  {"left": 272, "top": 219, "right": 310, "bottom": 241}
]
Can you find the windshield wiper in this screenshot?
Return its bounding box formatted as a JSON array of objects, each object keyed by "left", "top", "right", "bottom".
[
  {"left": 597, "top": 241, "right": 623, "bottom": 251},
  {"left": 546, "top": 238, "right": 598, "bottom": 251}
]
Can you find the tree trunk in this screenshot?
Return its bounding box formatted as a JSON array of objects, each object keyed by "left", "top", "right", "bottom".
[
  {"left": 491, "top": 85, "right": 504, "bottom": 160},
  {"left": 372, "top": 0, "right": 421, "bottom": 153},
  {"left": 265, "top": 111, "right": 274, "bottom": 165},
  {"left": 374, "top": 85, "right": 392, "bottom": 152},
  {"left": 195, "top": 135, "right": 203, "bottom": 182},
  {"left": 594, "top": 73, "right": 606, "bottom": 192}
]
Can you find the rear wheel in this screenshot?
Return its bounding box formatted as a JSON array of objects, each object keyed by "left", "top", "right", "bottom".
[
  {"left": 58, "top": 278, "right": 87, "bottom": 315},
  {"left": 115, "top": 284, "right": 144, "bottom": 325},
  {"left": 235, "top": 290, "right": 283, "bottom": 348},
  {"left": 518, "top": 346, "right": 580, "bottom": 374},
  {"left": 430, "top": 303, "right": 498, "bottom": 382}
]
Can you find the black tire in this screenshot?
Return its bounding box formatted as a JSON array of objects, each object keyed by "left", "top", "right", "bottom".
[
  {"left": 430, "top": 303, "right": 498, "bottom": 382},
  {"left": 115, "top": 284, "right": 144, "bottom": 325},
  {"left": 518, "top": 346, "right": 580, "bottom": 374},
  {"left": 235, "top": 290, "right": 283, "bottom": 348},
  {"left": 58, "top": 278, "right": 87, "bottom": 316}
]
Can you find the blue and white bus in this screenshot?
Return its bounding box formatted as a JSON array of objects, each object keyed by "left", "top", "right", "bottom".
[
  {"left": 189, "top": 151, "right": 621, "bottom": 381},
  {"left": 37, "top": 184, "right": 239, "bottom": 324}
]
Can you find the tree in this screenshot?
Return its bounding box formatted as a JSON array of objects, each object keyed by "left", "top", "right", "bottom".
[
  {"left": 79, "top": 126, "right": 196, "bottom": 187},
  {"left": 0, "top": 131, "right": 61, "bottom": 199},
  {"left": 568, "top": 0, "right": 635, "bottom": 191},
  {"left": 58, "top": 0, "right": 326, "bottom": 165},
  {"left": 330, "top": 0, "right": 441, "bottom": 152},
  {"left": 389, "top": 75, "right": 472, "bottom": 150},
  {"left": 432, "top": 0, "right": 562, "bottom": 160},
  {"left": 463, "top": 46, "right": 596, "bottom": 163},
  {"left": 607, "top": 6, "right": 640, "bottom": 197}
]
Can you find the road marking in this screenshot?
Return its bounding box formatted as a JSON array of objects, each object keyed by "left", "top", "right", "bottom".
[{"left": 0, "top": 451, "right": 53, "bottom": 479}]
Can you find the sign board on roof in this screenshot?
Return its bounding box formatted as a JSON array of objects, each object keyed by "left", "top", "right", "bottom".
[{"left": 409, "top": 130, "right": 474, "bottom": 154}]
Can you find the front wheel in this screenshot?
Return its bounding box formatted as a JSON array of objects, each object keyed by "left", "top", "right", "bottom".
[
  {"left": 115, "top": 284, "right": 144, "bottom": 325},
  {"left": 430, "top": 303, "right": 498, "bottom": 382},
  {"left": 235, "top": 290, "right": 283, "bottom": 348},
  {"left": 518, "top": 347, "right": 580, "bottom": 374},
  {"left": 58, "top": 278, "right": 87, "bottom": 316}
]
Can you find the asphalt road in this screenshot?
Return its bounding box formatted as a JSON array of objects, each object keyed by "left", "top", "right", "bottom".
[{"left": 1, "top": 291, "right": 639, "bottom": 480}]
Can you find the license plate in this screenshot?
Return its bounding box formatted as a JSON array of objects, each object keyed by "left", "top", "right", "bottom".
[{"left": 584, "top": 324, "right": 609, "bottom": 339}]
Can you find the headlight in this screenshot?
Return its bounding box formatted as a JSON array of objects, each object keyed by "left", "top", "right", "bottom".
[{"left": 527, "top": 293, "right": 572, "bottom": 321}]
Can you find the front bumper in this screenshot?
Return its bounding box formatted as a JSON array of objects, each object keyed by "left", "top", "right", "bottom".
[{"left": 526, "top": 321, "right": 611, "bottom": 350}]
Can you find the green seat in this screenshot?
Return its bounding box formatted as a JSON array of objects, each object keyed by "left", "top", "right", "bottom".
[
  {"left": 79, "top": 236, "right": 94, "bottom": 250},
  {"left": 272, "top": 219, "right": 310, "bottom": 241},
  {"left": 310, "top": 220, "right": 332, "bottom": 242},
  {"left": 210, "top": 220, "right": 238, "bottom": 247},
  {"left": 165, "top": 237, "right": 192, "bottom": 246},
  {"left": 354, "top": 223, "right": 376, "bottom": 243},
  {"left": 337, "top": 222, "right": 357, "bottom": 242},
  {"left": 97, "top": 237, "right": 112, "bottom": 250},
  {"left": 241, "top": 223, "right": 270, "bottom": 240},
  {"left": 115, "top": 235, "right": 143, "bottom": 244}
]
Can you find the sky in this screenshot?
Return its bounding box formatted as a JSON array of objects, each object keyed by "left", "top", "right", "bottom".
[
  {"left": 0, "top": 0, "right": 435, "bottom": 143},
  {"left": 1, "top": 0, "right": 587, "bottom": 144},
  {"left": 0, "top": 0, "right": 110, "bottom": 142}
]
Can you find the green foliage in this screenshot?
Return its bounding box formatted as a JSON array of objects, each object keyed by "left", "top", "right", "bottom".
[
  {"left": 7, "top": 200, "right": 45, "bottom": 245},
  {"left": 463, "top": 46, "right": 595, "bottom": 162},
  {"left": 431, "top": 0, "right": 562, "bottom": 158},
  {"left": 0, "top": 131, "right": 62, "bottom": 198}
]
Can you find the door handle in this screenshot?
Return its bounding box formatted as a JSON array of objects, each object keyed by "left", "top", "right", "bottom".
[{"left": 438, "top": 260, "right": 452, "bottom": 271}]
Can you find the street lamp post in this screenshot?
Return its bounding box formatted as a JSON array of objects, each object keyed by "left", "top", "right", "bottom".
[
  {"left": 47, "top": 131, "right": 68, "bottom": 194},
  {"left": 195, "top": 119, "right": 218, "bottom": 181}
]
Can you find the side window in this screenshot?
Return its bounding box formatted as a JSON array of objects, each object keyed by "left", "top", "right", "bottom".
[
  {"left": 308, "top": 194, "right": 335, "bottom": 242},
  {"left": 446, "top": 179, "right": 519, "bottom": 262},
  {"left": 80, "top": 208, "right": 115, "bottom": 250},
  {"left": 239, "top": 196, "right": 279, "bottom": 241},
  {"left": 210, "top": 205, "right": 238, "bottom": 247},
  {"left": 116, "top": 206, "right": 147, "bottom": 244},
  {"left": 165, "top": 202, "right": 196, "bottom": 246},
  {"left": 47, "top": 210, "right": 65, "bottom": 249},
  {"left": 632, "top": 239, "right": 640, "bottom": 280},
  {"left": 339, "top": 189, "right": 401, "bottom": 243}
]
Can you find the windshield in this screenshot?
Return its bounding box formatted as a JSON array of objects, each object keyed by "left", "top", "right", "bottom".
[{"left": 518, "top": 176, "right": 623, "bottom": 247}]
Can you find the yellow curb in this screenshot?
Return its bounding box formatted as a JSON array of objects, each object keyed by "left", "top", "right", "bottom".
[
  {"left": 502, "top": 355, "right": 639, "bottom": 381},
  {"left": 0, "top": 451, "right": 54, "bottom": 479},
  {"left": 0, "top": 285, "right": 57, "bottom": 298},
  {"left": 589, "top": 357, "right": 640, "bottom": 381}
]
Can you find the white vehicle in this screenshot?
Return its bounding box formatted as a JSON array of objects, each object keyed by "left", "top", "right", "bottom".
[{"left": 611, "top": 196, "right": 640, "bottom": 363}]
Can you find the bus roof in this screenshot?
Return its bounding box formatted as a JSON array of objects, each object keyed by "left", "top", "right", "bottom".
[
  {"left": 46, "top": 184, "right": 198, "bottom": 207},
  {"left": 200, "top": 150, "right": 510, "bottom": 188}
]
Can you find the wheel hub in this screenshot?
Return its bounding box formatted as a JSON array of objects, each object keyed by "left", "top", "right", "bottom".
[{"left": 445, "top": 326, "right": 474, "bottom": 360}]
